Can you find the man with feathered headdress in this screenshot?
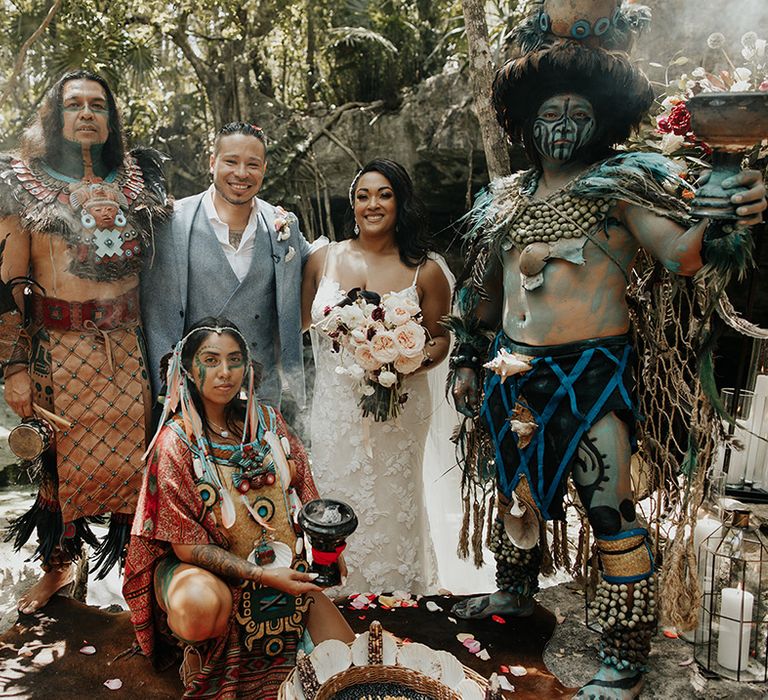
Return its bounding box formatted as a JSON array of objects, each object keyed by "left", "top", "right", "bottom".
[
  {"left": 447, "top": 2, "right": 766, "bottom": 697},
  {"left": 0, "top": 70, "right": 170, "bottom": 614}
]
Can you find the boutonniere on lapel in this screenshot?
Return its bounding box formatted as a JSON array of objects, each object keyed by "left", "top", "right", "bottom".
[
  {"left": 284, "top": 246, "right": 296, "bottom": 263},
  {"left": 274, "top": 206, "right": 297, "bottom": 242}
]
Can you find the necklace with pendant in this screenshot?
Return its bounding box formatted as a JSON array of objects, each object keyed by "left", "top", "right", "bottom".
[{"left": 208, "top": 420, "right": 230, "bottom": 438}]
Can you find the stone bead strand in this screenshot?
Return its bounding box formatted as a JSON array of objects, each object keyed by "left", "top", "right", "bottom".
[
  {"left": 504, "top": 196, "right": 613, "bottom": 250},
  {"left": 490, "top": 517, "right": 541, "bottom": 597},
  {"left": 589, "top": 576, "right": 657, "bottom": 672}
]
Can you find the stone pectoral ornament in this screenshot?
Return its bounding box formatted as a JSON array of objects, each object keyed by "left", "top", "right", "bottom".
[{"left": 499, "top": 172, "right": 614, "bottom": 290}]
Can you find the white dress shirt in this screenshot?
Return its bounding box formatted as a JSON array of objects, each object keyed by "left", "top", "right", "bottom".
[{"left": 201, "top": 185, "right": 260, "bottom": 282}]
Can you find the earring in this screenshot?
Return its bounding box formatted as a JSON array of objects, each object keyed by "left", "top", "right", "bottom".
[{"left": 354, "top": 223, "right": 360, "bottom": 236}]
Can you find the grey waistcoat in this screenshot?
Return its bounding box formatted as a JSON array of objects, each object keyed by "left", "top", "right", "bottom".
[{"left": 186, "top": 208, "right": 281, "bottom": 405}]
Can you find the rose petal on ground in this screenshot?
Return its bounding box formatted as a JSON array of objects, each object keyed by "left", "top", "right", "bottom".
[
  {"left": 79, "top": 645, "right": 97, "bottom": 655},
  {"left": 679, "top": 657, "right": 694, "bottom": 667},
  {"left": 508, "top": 665, "right": 527, "bottom": 676},
  {"left": 663, "top": 629, "right": 679, "bottom": 639},
  {"left": 464, "top": 640, "right": 482, "bottom": 654},
  {"left": 426, "top": 601, "right": 443, "bottom": 612},
  {"left": 491, "top": 614, "right": 506, "bottom": 624},
  {"left": 103, "top": 679, "right": 123, "bottom": 690},
  {"left": 17, "top": 646, "right": 33, "bottom": 658},
  {"left": 447, "top": 617, "right": 457, "bottom": 624},
  {"left": 438, "top": 588, "right": 453, "bottom": 596},
  {"left": 499, "top": 676, "right": 515, "bottom": 691},
  {"left": 499, "top": 665, "right": 509, "bottom": 674},
  {"left": 457, "top": 633, "right": 474, "bottom": 643},
  {"left": 476, "top": 649, "right": 490, "bottom": 661}
]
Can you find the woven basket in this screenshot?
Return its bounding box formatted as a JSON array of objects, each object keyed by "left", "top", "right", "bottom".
[{"left": 279, "top": 651, "right": 488, "bottom": 700}]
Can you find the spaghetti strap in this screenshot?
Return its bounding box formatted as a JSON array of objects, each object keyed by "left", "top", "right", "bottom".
[
  {"left": 412, "top": 262, "right": 423, "bottom": 286},
  {"left": 320, "top": 241, "right": 335, "bottom": 278}
]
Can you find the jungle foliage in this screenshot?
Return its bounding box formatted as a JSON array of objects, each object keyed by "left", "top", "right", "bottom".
[{"left": 0, "top": 0, "right": 523, "bottom": 207}]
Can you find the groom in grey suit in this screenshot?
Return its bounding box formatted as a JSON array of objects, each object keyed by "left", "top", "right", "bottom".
[{"left": 141, "top": 122, "right": 310, "bottom": 407}]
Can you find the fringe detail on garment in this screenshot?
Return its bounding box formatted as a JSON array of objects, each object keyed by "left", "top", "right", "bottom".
[
  {"left": 660, "top": 528, "right": 700, "bottom": 632},
  {"left": 540, "top": 522, "right": 553, "bottom": 576},
  {"left": 717, "top": 293, "right": 768, "bottom": 339},
  {"left": 4, "top": 495, "right": 98, "bottom": 566},
  {"left": 471, "top": 501, "right": 485, "bottom": 568},
  {"left": 458, "top": 491, "right": 471, "bottom": 560},
  {"left": 91, "top": 512, "right": 133, "bottom": 579},
  {"left": 485, "top": 491, "right": 496, "bottom": 548},
  {"left": 573, "top": 522, "right": 586, "bottom": 581}
]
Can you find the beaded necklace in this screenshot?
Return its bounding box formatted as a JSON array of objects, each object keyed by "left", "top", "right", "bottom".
[{"left": 501, "top": 169, "right": 613, "bottom": 252}]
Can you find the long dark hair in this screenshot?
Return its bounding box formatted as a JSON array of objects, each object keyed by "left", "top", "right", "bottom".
[
  {"left": 20, "top": 70, "right": 127, "bottom": 172},
  {"left": 349, "top": 159, "right": 432, "bottom": 268},
  {"left": 178, "top": 317, "right": 257, "bottom": 438}
]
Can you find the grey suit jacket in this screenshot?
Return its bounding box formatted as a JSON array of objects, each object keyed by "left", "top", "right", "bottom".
[{"left": 141, "top": 192, "right": 311, "bottom": 406}]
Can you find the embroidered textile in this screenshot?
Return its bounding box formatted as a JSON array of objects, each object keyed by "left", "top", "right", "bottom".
[{"left": 124, "top": 406, "right": 318, "bottom": 699}]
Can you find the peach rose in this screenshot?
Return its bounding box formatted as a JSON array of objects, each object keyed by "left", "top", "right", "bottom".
[
  {"left": 354, "top": 344, "right": 382, "bottom": 371},
  {"left": 370, "top": 330, "right": 400, "bottom": 363},
  {"left": 393, "top": 321, "right": 426, "bottom": 358},
  {"left": 394, "top": 353, "right": 423, "bottom": 375},
  {"left": 382, "top": 291, "right": 420, "bottom": 326}
]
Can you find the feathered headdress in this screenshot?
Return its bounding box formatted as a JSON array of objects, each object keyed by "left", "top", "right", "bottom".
[{"left": 493, "top": 1, "right": 653, "bottom": 147}]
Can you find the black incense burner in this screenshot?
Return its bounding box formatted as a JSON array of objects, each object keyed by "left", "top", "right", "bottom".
[
  {"left": 298, "top": 499, "right": 358, "bottom": 587},
  {"left": 688, "top": 92, "right": 768, "bottom": 220}
]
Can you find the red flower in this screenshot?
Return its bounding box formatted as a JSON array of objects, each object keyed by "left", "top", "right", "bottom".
[
  {"left": 371, "top": 306, "right": 385, "bottom": 321},
  {"left": 323, "top": 305, "right": 332, "bottom": 316},
  {"left": 367, "top": 327, "right": 376, "bottom": 340},
  {"left": 657, "top": 102, "right": 692, "bottom": 137},
  {"left": 759, "top": 80, "right": 768, "bottom": 92}
]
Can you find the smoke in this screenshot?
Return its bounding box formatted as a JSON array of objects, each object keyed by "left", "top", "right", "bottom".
[{"left": 634, "top": 0, "right": 768, "bottom": 67}]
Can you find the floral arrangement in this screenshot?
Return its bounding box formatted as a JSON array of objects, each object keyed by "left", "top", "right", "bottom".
[
  {"left": 316, "top": 287, "right": 427, "bottom": 422},
  {"left": 637, "top": 31, "right": 768, "bottom": 160}
]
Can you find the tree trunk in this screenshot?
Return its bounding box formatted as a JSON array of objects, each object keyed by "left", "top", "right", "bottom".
[{"left": 461, "top": 0, "right": 511, "bottom": 180}]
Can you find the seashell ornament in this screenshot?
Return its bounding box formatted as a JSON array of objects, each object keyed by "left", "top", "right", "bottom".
[{"left": 484, "top": 348, "right": 533, "bottom": 382}]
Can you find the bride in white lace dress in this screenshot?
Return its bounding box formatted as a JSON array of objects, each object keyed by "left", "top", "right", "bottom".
[{"left": 301, "top": 160, "right": 452, "bottom": 595}]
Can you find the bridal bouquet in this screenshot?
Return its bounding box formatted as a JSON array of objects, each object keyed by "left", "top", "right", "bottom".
[{"left": 317, "top": 287, "right": 427, "bottom": 421}]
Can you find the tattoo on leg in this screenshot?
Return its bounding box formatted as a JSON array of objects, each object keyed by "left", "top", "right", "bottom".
[
  {"left": 572, "top": 433, "right": 608, "bottom": 510},
  {"left": 620, "top": 498, "right": 637, "bottom": 523}
]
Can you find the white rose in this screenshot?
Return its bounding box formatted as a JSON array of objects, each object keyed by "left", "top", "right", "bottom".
[
  {"left": 340, "top": 303, "right": 366, "bottom": 328},
  {"left": 393, "top": 321, "right": 427, "bottom": 357},
  {"left": 370, "top": 330, "right": 400, "bottom": 363},
  {"left": 377, "top": 370, "right": 397, "bottom": 388},
  {"left": 349, "top": 327, "right": 369, "bottom": 348},
  {"left": 348, "top": 364, "right": 366, "bottom": 381},
  {"left": 354, "top": 344, "right": 383, "bottom": 371},
  {"left": 394, "top": 353, "right": 423, "bottom": 375}
]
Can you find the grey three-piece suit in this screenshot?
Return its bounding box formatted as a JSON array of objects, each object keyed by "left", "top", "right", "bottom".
[{"left": 141, "top": 193, "right": 311, "bottom": 408}]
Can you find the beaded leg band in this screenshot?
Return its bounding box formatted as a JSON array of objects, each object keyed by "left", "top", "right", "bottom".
[
  {"left": 490, "top": 517, "right": 541, "bottom": 597},
  {"left": 591, "top": 529, "right": 656, "bottom": 673}
]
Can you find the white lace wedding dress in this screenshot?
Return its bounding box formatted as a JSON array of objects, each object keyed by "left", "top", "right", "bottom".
[
  {"left": 309, "top": 267, "right": 440, "bottom": 594},
  {"left": 309, "top": 247, "right": 496, "bottom": 596}
]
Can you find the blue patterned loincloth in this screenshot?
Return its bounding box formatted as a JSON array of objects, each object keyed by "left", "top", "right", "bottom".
[{"left": 481, "top": 333, "right": 640, "bottom": 521}]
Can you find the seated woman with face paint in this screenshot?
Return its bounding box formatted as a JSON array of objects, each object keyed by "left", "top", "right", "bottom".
[{"left": 123, "top": 317, "right": 354, "bottom": 698}]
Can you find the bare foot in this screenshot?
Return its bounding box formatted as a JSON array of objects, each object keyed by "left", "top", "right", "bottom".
[
  {"left": 574, "top": 665, "right": 644, "bottom": 700},
  {"left": 451, "top": 590, "right": 535, "bottom": 619},
  {"left": 17, "top": 564, "right": 75, "bottom": 615}
]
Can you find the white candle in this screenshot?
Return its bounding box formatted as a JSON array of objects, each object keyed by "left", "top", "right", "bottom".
[
  {"left": 725, "top": 421, "right": 750, "bottom": 486},
  {"left": 694, "top": 517, "right": 721, "bottom": 580},
  {"left": 717, "top": 586, "right": 754, "bottom": 672}
]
